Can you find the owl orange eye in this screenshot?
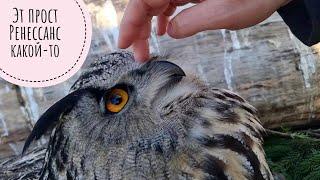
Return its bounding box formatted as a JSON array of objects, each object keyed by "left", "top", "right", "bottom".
[{"left": 106, "top": 88, "right": 129, "bottom": 113}]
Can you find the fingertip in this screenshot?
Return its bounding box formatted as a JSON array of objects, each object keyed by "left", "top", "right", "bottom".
[
  {"left": 134, "top": 52, "right": 150, "bottom": 63},
  {"left": 132, "top": 40, "right": 150, "bottom": 63},
  {"left": 157, "top": 30, "right": 166, "bottom": 36},
  {"left": 167, "top": 20, "right": 184, "bottom": 39},
  {"left": 118, "top": 39, "right": 130, "bottom": 49},
  {"left": 157, "top": 15, "right": 168, "bottom": 36}
]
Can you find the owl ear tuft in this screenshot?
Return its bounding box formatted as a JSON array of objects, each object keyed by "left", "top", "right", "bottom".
[{"left": 22, "top": 89, "right": 91, "bottom": 155}]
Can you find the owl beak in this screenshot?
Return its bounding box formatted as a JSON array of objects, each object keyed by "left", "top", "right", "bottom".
[
  {"left": 143, "top": 61, "right": 186, "bottom": 92},
  {"left": 142, "top": 60, "right": 186, "bottom": 79},
  {"left": 152, "top": 61, "right": 186, "bottom": 78},
  {"left": 136, "top": 60, "right": 186, "bottom": 86},
  {"left": 154, "top": 61, "right": 186, "bottom": 87}
]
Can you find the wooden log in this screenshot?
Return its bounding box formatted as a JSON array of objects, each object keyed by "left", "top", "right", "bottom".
[{"left": 162, "top": 23, "right": 320, "bottom": 130}]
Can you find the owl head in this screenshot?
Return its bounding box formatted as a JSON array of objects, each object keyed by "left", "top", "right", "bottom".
[
  {"left": 22, "top": 51, "right": 272, "bottom": 179},
  {"left": 22, "top": 51, "right": 196, "bottom": 153}
]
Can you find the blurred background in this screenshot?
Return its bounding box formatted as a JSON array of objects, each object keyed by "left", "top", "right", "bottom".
[{"left": 1, "top": 0, "right": 320, "bottom": 179}]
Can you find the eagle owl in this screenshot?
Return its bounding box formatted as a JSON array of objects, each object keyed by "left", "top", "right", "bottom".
[{"left": 23, "top": 51, "right": 273, "bottom": 180}]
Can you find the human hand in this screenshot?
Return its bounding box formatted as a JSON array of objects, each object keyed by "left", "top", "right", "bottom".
[{"left": 118, "top": 0, "right": 291, "bottom": 62}]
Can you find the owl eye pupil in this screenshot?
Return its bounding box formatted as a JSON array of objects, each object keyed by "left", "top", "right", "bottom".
[
  {"left": 110, "top": 94, "right": 122, "bottom": 105},
  {"left": 105, "top": 88, "right": 128, "bottom": 113}
]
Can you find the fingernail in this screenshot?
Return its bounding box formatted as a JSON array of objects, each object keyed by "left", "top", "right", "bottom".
[
  {"left": 167, "top": 20, "right": 180, "bottom": 38},
  {"left": 157, "top": 31, "right": 165, "bottom": 36}
]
